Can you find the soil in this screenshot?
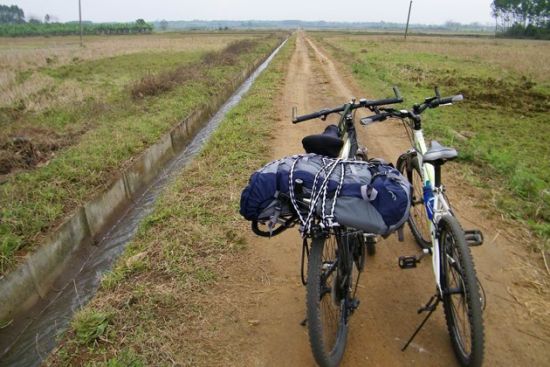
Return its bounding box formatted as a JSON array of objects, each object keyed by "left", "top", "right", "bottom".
[
  {"left": 212, "top": 32, "right": 550, "bottom": 366},
  {"left": 0, "top": 128, "right": 65, "bottom": 175}
]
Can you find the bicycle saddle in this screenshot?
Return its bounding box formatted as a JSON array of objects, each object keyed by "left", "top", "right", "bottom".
[
  {"left": 423, "top": 140, "right": 457, "bottom": 165},
  {"left": 302, "top": 124, "right": 343, "bottom": 158}
]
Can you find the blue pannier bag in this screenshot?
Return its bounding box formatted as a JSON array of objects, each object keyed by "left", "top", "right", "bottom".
[
  {"left": 239, "top": 160, "right": 279, "bottom": 221},
  {"left": 240, "top": 154, "right": 410, "bottom": 236},
  {"left": 367, "top": 161, "right": 411, "bottom": 233}
]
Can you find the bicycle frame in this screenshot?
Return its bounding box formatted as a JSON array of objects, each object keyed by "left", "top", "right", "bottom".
[
  {"left": 334, "top": 103, "right": 359, "bottom": 159},
  {"left": 411, "top": 126, "right": 451, "bottom": 295}
]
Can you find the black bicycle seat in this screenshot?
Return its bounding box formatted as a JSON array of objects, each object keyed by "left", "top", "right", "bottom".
[
  {"left": 423, "top": 140, "right": 457, "bottom": 165},
  {"left": 302, "top": 124, "right": 343, "bottom": 158}
]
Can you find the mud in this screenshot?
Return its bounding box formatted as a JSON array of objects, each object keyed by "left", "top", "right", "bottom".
[{"left": 0, "top": 128, "right": 70, "bottom": 175}]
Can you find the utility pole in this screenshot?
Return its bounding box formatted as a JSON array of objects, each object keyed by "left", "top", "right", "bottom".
[
  {"left": 79, "top": 0, "right": 83, "bottom": 47},
  {"left": 404, "top": 0, "right": 413, "bottom": 40}
]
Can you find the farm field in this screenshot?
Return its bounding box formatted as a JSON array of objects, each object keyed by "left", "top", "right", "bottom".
[
  {"left": 47, "top": 32, "right": 550, "bottom": 366},
  {"left": 0, "top": 31, "right": 283, "bottom": 274},
  {"left": 312, "top": 32, "right": 550, "bottom": 244}
]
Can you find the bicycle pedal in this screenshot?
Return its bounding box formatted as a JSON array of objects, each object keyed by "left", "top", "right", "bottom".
[
  {"left": 349, "top": 298, "right": 360, "bottom": 311},
  {"left": 465, "top": 229, "right": 484, "bottom": 246},
  {"left": 398, "top": 255, "right": 418, "bottom": 269}
]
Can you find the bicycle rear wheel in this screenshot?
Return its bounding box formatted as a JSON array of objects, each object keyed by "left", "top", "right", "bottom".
[
  {"left": 439, "top": 215, "right": 484, "bottom": 367},
  {"left": 306, "top": 233, "right": 348, "bottom": 367},
  {"left": 397, "top": 156, "right": 432, "bottom": 248}
]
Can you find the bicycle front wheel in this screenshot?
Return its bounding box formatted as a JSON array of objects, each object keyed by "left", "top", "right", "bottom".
[
  {"left": 306, "top": 233, "right": 348, "bottom": 367},
  {"left": 439, "top": 215, "right": 484, "bottom": 367},
  {"left": 397, "top": 155, "right": 432, "bottom": 248}
]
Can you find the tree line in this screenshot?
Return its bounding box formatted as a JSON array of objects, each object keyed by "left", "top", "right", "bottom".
[
  {"left": 492, "top": 0, "right": 550, "bottom": 38},
  {"left": 0, "top": 5, "right": 152, "bottom": 37}
]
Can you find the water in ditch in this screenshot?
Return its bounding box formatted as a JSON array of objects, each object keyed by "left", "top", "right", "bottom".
[{"left": 0, "top": 39, "right": 287, "bottom": 366}]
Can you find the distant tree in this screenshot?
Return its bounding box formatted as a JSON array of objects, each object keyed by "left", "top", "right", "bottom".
[
  {"left": 136, "top": 18, "right": 146, "bottom": 25},
  {"left": 444, "top": 20, "right": 461, "bottom": 31},
  {"left": 0, "top": 4, "right": 26, "bottom": 24},
  {"left": 160, "top": 19, "right": 168, "bottom": 31},
  {"left": 28, "top": 17, "right": 41, "bottom": 24},
  {"left": 492, "top": 0, "right": 550, "bottom": 26},
  {"left": 492, "top": 0, "right": 550, "bottom": 37},
  {"left": 44, "top": 14, "right": 50, "bottom": 23}
]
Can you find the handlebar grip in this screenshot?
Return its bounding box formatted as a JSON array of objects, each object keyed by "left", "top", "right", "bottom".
[
  {"left": 437, "top": 94, "right": 464, "bottom": 106},
  {"left": 360, "top": 113, "right": 388, "bottom": 125},
  {"left": 292, "top": 110, "right": 326, "bottom": 123},
  {"left": 368, "top": 97, "right": 403, "bottom": 106},
  {"left": 393, "top": 86, "right": 402, "bottom": 101}
]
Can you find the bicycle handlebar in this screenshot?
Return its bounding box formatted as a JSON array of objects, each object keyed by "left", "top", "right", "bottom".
[
  {"left": 415, "top": 89, "right": 464, "bottom": 114},
  {"left": 360, "top": 112, "right": 390, "bottom": 125},
  {"left": 292, "top": 87, "right": 403, "bottom": 124},
  {"left": 362, "top": 89, "right": 463, "bottom": 125},
  {"left": 292, "top": 87, "right": 462, "bottom": 126},
  {"left": 292, "top": 107, "right": 343, "bottom": 123}
]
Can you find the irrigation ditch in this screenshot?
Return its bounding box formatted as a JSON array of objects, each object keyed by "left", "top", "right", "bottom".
[{"left": 0, "top": 37, "right": 287, "bottom": 366}]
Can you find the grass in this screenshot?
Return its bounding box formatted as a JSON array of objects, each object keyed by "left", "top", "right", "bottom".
[
  {"left": 0, "top": 33, "right": 265, "bottom": 113},
  {"left": 312, "top": 33, "right": 550, "bottom": 245},
  {"left": 0, "top": 32, "right": 283, "bottom": 274},
  {"left": 71, "top": 310, "right": 113, "bottom": 345},
  {"left": 48, "top": 34, "right": 294, "bottom": 367}
]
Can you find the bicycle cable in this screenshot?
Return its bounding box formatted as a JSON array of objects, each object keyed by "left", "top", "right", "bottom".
[{"left": 401, "top": 118, "right": 415, "bottom": 148}]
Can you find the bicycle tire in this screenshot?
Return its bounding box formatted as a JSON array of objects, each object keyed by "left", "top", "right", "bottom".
[
  {"left": 397, "top": 155, "right": 432, "bottom": 248},
  {"left": 439, "top": 215, "right": 484, "bottom": 367},
  {"left": 306, "top": 233, "right": 348, "bottom": 367}
]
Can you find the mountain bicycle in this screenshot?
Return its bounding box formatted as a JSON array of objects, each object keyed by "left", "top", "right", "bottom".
[
  {"left": 364, "top": 87, "right": 485, "bottom": 367},
  {"left": 284, "top": 89, "right": 402, "bottom": 366}
]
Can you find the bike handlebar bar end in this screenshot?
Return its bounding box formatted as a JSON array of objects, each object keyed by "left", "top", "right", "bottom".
[
  {"left": 360, "top": 117, "right": 374, "bottom": 125},
  {"left": 452, "top": 94, "right": 464, "bottom": 102},
  {"left": 393, "top": 86, "right": 402, "bottom": 101}
]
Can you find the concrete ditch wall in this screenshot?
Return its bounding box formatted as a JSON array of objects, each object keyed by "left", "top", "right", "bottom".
[{"left": 0, "top": 41, "right": 282, "bottom": 324}]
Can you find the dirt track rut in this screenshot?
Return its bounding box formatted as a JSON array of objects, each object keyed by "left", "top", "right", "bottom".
[{"left": 231, "top": 32, "right": 549, "bottom": 366}]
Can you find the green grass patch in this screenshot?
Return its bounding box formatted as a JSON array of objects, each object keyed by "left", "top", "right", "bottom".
[
  {"left": 48, "top": 34, "right": 294, "bottom": 367},
  {"left": 71, "top": 310, "right": 112, "bottom": 346},
  {"left": 0, "top": 34, "right": 283, "bottom": 274},
  {"left": 314, "top": 33, "right": 550, "bottom": 244},
  {"left": 45, "top": 50, "right": 202, "bottom": 84}
]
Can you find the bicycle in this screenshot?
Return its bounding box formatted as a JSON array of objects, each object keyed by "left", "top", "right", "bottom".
[
  {"left": 250, "top": 89, "right": 403, "bottom": 366},
  {"left": 364, "top": 87, "right": 485, "bottom": 367}
]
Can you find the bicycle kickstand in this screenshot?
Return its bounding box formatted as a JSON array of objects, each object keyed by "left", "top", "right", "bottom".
[{"left": 401, "top": 294, "right": 440, "bottom": 352}]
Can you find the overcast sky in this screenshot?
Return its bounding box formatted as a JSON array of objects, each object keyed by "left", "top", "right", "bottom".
[{"left": 7, "top": 0, "right": 495, "bottom": 25}]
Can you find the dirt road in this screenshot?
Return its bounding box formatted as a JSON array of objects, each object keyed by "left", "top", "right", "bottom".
[{"left": 224, "top": 32, "right": 549, "bottom": 366}]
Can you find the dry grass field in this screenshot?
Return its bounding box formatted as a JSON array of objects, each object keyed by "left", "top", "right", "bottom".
[
  {"left": 342, "top": 35, "right": 550, "bottom": 82},
  {"left": 0, "top": 33, "right": 260, "bottom": 111}
]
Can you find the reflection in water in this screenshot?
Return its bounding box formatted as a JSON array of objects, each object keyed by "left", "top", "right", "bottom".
[{"left": 0, "top": 39, "right": 287, "bottom": 366}]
